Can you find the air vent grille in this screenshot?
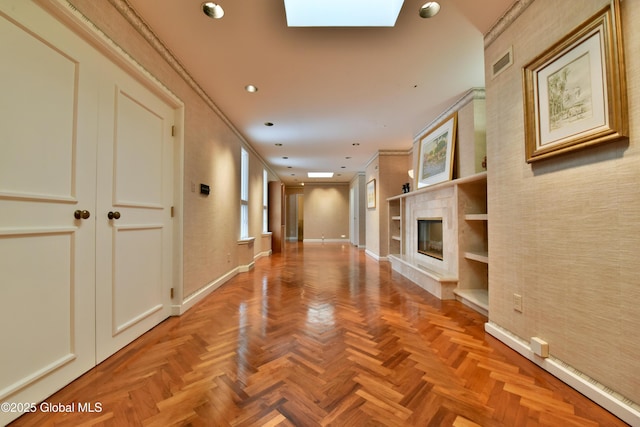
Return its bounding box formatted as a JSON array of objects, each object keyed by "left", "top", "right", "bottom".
[{"left": 492, "top": 46, "right": 513, "bottom": 79}]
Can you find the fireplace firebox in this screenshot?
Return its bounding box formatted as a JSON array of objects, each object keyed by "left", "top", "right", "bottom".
[{"left": 417, "top": 218, "right": 443, "bottom": 260}]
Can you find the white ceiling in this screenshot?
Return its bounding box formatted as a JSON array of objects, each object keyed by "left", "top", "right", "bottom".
[{"left": 125, "top": 0, "right": 515, "bottom": 185}]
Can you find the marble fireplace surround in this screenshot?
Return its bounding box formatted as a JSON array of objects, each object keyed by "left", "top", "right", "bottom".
[{"left": 390, "top": 184, "right": 459, "bottom": 300}]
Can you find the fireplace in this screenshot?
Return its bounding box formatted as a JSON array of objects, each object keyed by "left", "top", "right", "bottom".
[{"left": 417, "top": 218, "right": 443, "bottom": 260}]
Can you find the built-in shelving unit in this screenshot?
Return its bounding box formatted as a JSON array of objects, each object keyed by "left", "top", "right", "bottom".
[
  {"left": 455, "top": 173, "right": 488, "bottom": 315},
  {"left": 388, "top": 198, "right": 404, "bottom": 256},
  {"left": 387, "top": 172, "right": 488, "bottom": 316}
]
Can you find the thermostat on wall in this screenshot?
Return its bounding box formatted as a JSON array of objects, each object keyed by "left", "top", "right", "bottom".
[{"left": 200, "top": 184, "right": 210, "bottom": 195}]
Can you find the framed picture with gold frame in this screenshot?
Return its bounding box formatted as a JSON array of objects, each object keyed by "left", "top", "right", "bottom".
[
  {"left": 522, "top": 0, "right": 627, "bottom": 163},
  {"left": 366, "top": 179, "right": 376, "bottom": 209},
  {"left": 417, "top": 112, "right": 457, "bottom": 188}
]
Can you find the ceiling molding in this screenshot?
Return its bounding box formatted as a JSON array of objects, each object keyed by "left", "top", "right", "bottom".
[
  {"left": 414, "top": 87, "right": 485, "bottom": 142},
  {"left": 484, "top": 0, "right": 535, "bottom": 48},
  {"left": 109, "top": 0, "right": 280, "bottom": 180}
]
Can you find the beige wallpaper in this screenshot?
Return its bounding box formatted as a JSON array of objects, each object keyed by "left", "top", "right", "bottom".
[
  {"left": 69, "top": 0, "right": 277, "bottom": 298},
  {"left": 366, "top": 152, "right": 412, "bottom": 258},
  {"left": 486, "top": 0, "right": 639, "bottom": 404},
  {"left": 303, "top": 184, "right": 350, "bottom": 240}
]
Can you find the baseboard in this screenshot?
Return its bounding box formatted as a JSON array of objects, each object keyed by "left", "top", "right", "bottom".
[
  {"left": 485, "top": 322, "right": 640, "bottom": 426},
  {"left": 303, "top": 238, "right": 351, "bottom": 243},
  {"left": 255, "top": 249, "right": 272, "bottom": 260},
  {"left": 365, "top": 249, "right": 387, "bottom": 262},
  {"left": 238, "top": 261, "right": 255, "bottom": 273},
  {"left": 171, "top": 267, "right": 239, "bottom": 315}
]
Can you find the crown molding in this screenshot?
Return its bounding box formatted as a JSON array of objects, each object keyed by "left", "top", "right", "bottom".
[{"left": 484, "top": 0, "right": 535, "bottom": 48}]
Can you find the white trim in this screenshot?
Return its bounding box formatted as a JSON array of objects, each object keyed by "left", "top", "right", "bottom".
[
  {"left": 303, "top": 238, "right": 351, "bottom": 243},
  {"left": 254, "top": 249, "right": 272, "bottom": 260},
  {"left": 485, "top": 322, "right": 640, "bottom": 426},
  {"left": 171, "top": 268, "right": 239, "bottom": 315},
  {"left": 414, "top": 88, "right": 485, "bottom": 143},
  {"left": 237, "top": 237, "right": 256, "bottom": 245},
  {"left": 238, "top": 262, "right": 255, "bottom": 273},
  {"left": 365, "top": 249, "right": 387, "bottom": 262}
]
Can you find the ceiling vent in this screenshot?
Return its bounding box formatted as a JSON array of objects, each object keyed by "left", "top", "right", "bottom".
[{"left": 491, "top": 46, "right": 513, "bottom": 79}]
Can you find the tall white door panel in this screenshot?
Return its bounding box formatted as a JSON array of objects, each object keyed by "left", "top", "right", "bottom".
[
  {"left": 0, "top": 3, "right": 98, "bottom": 424},
  {"left": 0, "top": 1, "right": 177, "bottom": 424},
  {"left": 95, "top": 68, "right": 174, "bottom": 363}
]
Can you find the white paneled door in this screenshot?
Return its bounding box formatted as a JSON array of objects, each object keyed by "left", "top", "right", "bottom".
[
  {"left": 95, "top": 67, "right": 174, "bottom": 363},
  {"left": 0, "top": 2, "right": 176, "bottom": 424}
]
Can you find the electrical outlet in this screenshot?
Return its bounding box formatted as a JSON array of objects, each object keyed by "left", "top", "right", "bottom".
[{"left": 513, "top": 293, "right": 523, "bottom": 312}]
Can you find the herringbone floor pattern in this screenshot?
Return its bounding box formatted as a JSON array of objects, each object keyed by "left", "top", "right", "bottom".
[{"left": 11, "top": 243, "right": 628, "bottom": 426}]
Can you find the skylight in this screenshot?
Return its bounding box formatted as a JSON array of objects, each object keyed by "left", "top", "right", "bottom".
[
  {"left": 308, "top": 172, "right": 334, "bottom": 178},
  {"left": 284, "top": 0, "right": 404, "bottom": 27}
]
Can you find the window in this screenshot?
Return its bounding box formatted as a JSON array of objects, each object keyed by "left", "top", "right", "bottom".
[
  {"left": 263, "top": 169, "right": 269, "bottom": 233},
  {"left": 240, "top": 148, "right": 249, "bottom": 239}
]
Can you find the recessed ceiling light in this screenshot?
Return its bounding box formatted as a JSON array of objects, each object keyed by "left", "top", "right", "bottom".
[
  {"left": 308, "top": 172, "right": 334, "bottom": 178},
  {"left": 345, "top": 156, "right": 351, "bottom": 159},
  {"left": 245, "top": 84, "right": 258, "bottom": 93},
  {"left": 283, "top": 156, "right": 288, "bottom": 159},
  {"left": 265, "top": 122, "right": 274, "bottom": 127},
  {"left": 202, "top": 2, "right": 224, "bottom": 19},
  {"left": 419, "top": 2, "right": 440, "bottom": 18}
]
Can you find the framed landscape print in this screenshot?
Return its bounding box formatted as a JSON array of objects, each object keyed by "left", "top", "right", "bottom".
[
  {"left": 367, "top": 179, "right": 376, "bottom": 209},
  {"left": 417, "top": 112, "right": 457, "bottom": 188},
  {"left": 522, "top": 0, "right": 627, "bottom": 163}
]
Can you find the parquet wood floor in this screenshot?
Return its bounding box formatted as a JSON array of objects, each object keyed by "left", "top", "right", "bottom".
[{"left": 10, "top": 243, "right": 628, "bottom": 426}]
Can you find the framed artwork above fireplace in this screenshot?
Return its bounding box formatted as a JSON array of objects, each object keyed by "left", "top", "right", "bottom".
[{"left": 417, "top": 112, "right": 457, "bottom": 189}]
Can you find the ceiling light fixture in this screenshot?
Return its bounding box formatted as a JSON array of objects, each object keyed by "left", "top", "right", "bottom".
[
  {"left": 265, "top": 122, "right": 274, "bottom": 126},
  {"left": 308, "top": 172, "right": 334, "bottom": 178},
  {"left": 202, "top": 2, "right": 224, "bottom": 19},
  {"left": 419, "top": 2, "right": 440, "bottom": 18},
  {"left": 245, "top": 84, "right": 258, "bottom": 93}
]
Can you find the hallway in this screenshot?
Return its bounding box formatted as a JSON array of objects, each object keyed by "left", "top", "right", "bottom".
[{"left": 10, "top": 243, "right": 627, "bottom": 426}]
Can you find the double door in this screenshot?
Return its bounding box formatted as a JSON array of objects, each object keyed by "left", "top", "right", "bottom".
[{"left": 0, "top": 2, "right": 175, "bottom": 423}]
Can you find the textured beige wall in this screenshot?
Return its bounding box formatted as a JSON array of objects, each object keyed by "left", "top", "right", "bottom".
[
  {"left": 303, "top": 184, "right": 350, "bottom": 240},
  {"left": 365, "top": 158, "right": 381, "bottom": 255},
  {"left": 486, "top": 0, "right": 640, "bottom": 404},
  {"left": 366, "top": 152, "right": 412, "bottom": 258},
  {"left": 456, "top": 96, "right": 486, "bottom": 177},
  {"left": 68, "top": 0, "right": 276, "bottom": 298}
]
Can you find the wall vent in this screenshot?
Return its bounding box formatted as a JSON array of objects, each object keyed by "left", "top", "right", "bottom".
[{"left": 491, "top": 46, "right": 513, "bottom": 79}]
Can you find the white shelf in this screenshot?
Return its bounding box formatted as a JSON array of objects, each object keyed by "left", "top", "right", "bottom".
[
  {"left": 465, "top": 213, "right": 488, "bottom": 221},
  {"left": 454, "top": 289, "right": 488, "bottom": 316},
  {"left": 464, "top": 251, "right": 488, "bottom": 264},
  {"left": 391, "top": 216, "right": 401, "bottom": 221},
  {"left": 391, "top": 235, "right": 401, "bottom": 241}
]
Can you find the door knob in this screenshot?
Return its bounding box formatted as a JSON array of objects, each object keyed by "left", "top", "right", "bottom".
[
  {"left": 107, "top": 211, "right": 121, "bottom": 220},
  {"left": 74, "top": 210, "right": 90, "bottom": 220}
]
